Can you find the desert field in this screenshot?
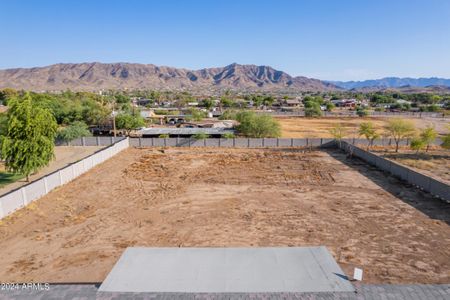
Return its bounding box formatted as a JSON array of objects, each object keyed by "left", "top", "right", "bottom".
[
  {"left": 277, "top": 116, "right": 450, "bottom": 138},
  {"left": 0, "top": 147, "right": 449, "bottom": 284}
]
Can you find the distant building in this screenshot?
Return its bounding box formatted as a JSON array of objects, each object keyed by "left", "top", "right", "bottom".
[{"left": 137, "top": 127, "right": 235, "bottom": 138}]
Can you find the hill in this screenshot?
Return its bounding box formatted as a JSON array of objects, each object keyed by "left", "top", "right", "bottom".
[
  {"left": 330, "top": 77, "right": 450, "bottom": 90},
  {"left": 0, "top": 62, "right": 339, "bottom": 92}
]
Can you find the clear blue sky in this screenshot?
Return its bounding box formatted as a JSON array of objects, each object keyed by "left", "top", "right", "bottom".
[{"left": 1, "top": 0, "right": 450, "bottom": 81}]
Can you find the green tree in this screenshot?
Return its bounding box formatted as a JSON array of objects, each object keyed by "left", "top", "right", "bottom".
[
  {"left": 329, "top": 123, "right": 346, "bottom": 148},
  {"left": 56, "top": 121, "right": 91, "bottom": 143},
  {"left": 218, "top": 110, "right": 237, "bottom": 120},
  {"left": 358, "top": 122, "right": 380, "bottom": 150},
  {"left": 385, "top": 118, "right": 416, "bottom": 152},
  {"left": 235, "top": 111, "right": 281, "bottom": 138},
  {"left": 410, "top": 138, "right": 426, "bottom": 154},
  {"left": 187, "top": 109, "right": 207, "bottom": 121},
  {"left": 325, "top": 102, "right": 335, "bottom": 112},
  {"left": 0, "top": 88, "right": 19, "bottom": 105},
  {"left": 0, "top": 93, "right": 57, "bottom": 181},
  {"left": 304, "top": 101, "right": 322, "bottom": 117},
  {"left": 116, "top": 113, "right": 145, "bottom": 135},
  {"left": 201, "top": 98, "right": 215, "bottom": 110},
  {"left": 220, "top": 96, "right": 234, "bottom": 108},
  {"left": 441, "top": 134, "right": 450, "bottom": 149},
  {"left": 356, "top": 107, "right": 369, "bottom": 117},
  {"left": 419, "top": 126, "right": 437, "bottom": 152}
]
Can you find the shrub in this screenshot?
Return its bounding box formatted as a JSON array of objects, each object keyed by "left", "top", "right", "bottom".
[
  {"left": 410, "top": 138, "right": 426, "bottom": 154},
  {"left": 193, "top": 133, "right": 209, "bottom": 140},
  {"left": 235, "top": 111, "right": 281, "bottom": 138},
  {"left": 222, "top": 132, "right": 235, "bottom": 139},
  {"left": 218, "top": 110, "right": 237, "bottom": 120},
  {"left": 57, "top": 121, "right": 91, "bottom": 142},
  {"left": 356, "top": 107, "right": 369, "bottom": 117},
  {"left": 158, "top": 134, "right": 169, "bottom": 138},
  {"left": 304, "top": 101, "right": 322, "bottom": 117}
]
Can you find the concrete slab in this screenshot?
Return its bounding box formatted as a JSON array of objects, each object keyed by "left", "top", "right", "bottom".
[{"left": 99, "top": 247, "right": 354, "bottom": 293}]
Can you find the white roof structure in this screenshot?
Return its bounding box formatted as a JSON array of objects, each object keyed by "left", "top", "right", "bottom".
[{"left": 99, "top": 247, "right": 354, "bottom": 293}]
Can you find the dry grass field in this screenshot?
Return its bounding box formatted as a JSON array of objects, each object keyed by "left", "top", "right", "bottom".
[
  {"left": 277, "top": 116, "right": 450, "bottom": 138},
  {"left": 0, "top": 147, "right": 449, "bottom": 284},
  {"left": 371, "top": 146, "right": 450, "bottom": 184}
]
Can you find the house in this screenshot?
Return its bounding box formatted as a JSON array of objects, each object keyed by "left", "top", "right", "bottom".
[
  {"left": 284, "top": 99, "right": 301, "bottom": 107},
  {"left": 137, "top": 127, "right": 235, "bottom": 138}
]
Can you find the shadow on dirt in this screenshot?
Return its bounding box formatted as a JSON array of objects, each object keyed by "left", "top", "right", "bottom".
[{"left": 324, "top": 148, "right": 450, "bottom": 225}]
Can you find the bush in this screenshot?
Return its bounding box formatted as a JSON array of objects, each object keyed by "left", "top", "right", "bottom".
[
  {"left": 193, "top": 133, "right": 209, "bottom": 140},
  {"left": 158, "top": 134, "right": 169, "bottom": 138},
  {"left": 218, "top": 110, "right": 237, "bottom": 120},
  {"left": 356, "top": 107, "right": 369, "bottom": 117},
  {"left": 410, "top": 138, "right": 426, "bottom": 153},
  {"left": 187, "top": 109, "right": 207, "bottom": 121},
  {"left": 304, "top": 101, "right": 322, "bottom": 117},
  {"left": 222, "top": 132, "right": 235, "bottom": 139},
  {"left": 235, "top": 111, "right": 281, "bottom": 138},
  {"left": 57, "top": 121, "right": 91, "bottom": 142}
]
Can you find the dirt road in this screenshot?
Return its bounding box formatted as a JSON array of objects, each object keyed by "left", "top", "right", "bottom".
[{"left": 0, "top": 147, "right": 448, "bottom": 284}]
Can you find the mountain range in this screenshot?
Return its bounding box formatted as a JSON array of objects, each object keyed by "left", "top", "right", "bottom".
[
  {"left": 329, "top": 77, "right": 450, "bottom": 90},
  {"left": 0, "top": 63, "right": 338, "bottom": 92},
  {"left": 1, "top": 62, "right": 449, "bottom": 92}
]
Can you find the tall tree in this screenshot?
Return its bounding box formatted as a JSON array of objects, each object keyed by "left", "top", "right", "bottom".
[
  {"left": 115, "top": 112, "right": 145, "bottom": 135},
  {"left": 419, "top": 125, "right": 437, "bottom": 152},
  {"left": 385, "top": 118, "right": 415, "bottom": 152},
  {"left": 358, "top": 122, "right": 379, "bottom": 150},
  {"left": 1, "top": 93, "right": 57, "bottom": 181}
]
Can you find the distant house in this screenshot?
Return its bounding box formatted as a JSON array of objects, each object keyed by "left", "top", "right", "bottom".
[
  {"left": 137, "top": 127, "right": 235, "bottom": 138},
  {"left": 331, "top": 99, "right": 357, "bottom": 108},
  {"left": 284, "top": 99, "right": 301, "bottom": 107}
]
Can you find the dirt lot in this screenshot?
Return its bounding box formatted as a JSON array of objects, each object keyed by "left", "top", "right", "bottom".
[
  {"left": 0, "top": 146, "right": 103, "bottom": 195},
  {"left": 371, "top": 146, "right": 450, "bottom": 184},
  {"left": 277, "top": 116, "right": 450, "bottom": 138},
  {"left": 0, "top": 147, "right": 449, "bottom": 284}
]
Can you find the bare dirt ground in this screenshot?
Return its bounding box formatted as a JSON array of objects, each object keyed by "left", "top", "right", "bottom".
[
  {"left": 370, "top": 146, "right": 450, "bottom": 184},
  {"left": 277, "top": 116, "right": 450, "bottom": 138},
  {"left": 0, "top": 147, "right": 449, "bottom": 284},
  {"left": 0, "top": 146, "right": 103, "bottom": 195}
]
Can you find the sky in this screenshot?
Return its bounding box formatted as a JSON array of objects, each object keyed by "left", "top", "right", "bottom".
[{"left": 1, "top": 0, "right": 450, "bottom": 81}]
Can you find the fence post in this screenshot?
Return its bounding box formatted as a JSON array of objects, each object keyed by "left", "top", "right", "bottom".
[
  {"left": 82, "top": 137, "right": 86, "bottom": 146},
  {"left": 176, "top": 136, "right": 180, "bottom": 147},
  {"left": 277, "top": 138, "right": 279, "bottom": 147},
  {"left": 291, "top": 138, "right": 294, "bottom": 147},
  {"left": 306, "top": 138, "right": 309, "bottom": 146},
  {"left": 44, "top": 177, "right": 49, "bottom": 193},
  {"left": 218, "top": 138, "right": 221, "bottom": 147},
  {"left": 21, "top": 187, "right": 27, "bottom": 206},
  {"left": 262, "top": 138, "right": 265, "bottom": 147},
  {"left": 233, "top": 138, "right": 236, "bottom": 147},
  {"left": 204, "top": 138, "right": 207, "bottom": 147},
  {"left": 164, "top": 138, "right": 167, "bottom": 147},
  {"left": 247, "top": 138, "right": 250, "bottom": 148},
  {"left": 320, "top": 138, "right": 323, "bottom": 146},
  {"left": 139, "top": 138, "right": 142, "bottom": 147},
  {"left": 96, "top": 136, "right": 100, "bottom": 146}
]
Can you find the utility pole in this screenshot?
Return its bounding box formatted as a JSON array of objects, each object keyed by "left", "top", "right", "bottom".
[{"left": 110, "top": 97, "right": 117, "bottom": 137}]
